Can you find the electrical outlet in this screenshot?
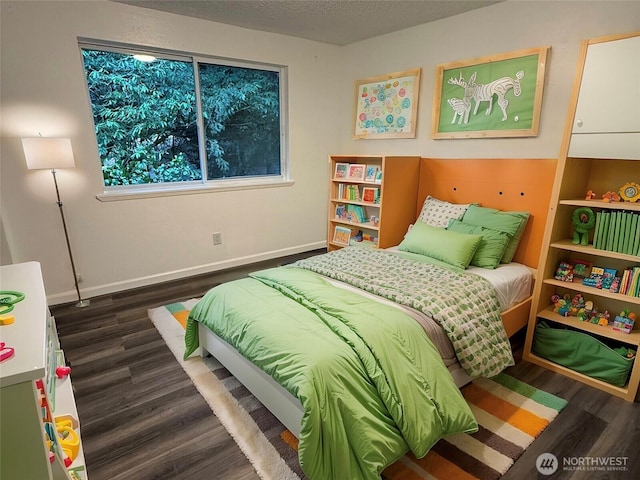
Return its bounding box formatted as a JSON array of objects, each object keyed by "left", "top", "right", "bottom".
[
  {"left": 76, "top": 274, "right": 83, "bottom": 283},
  {"left": 212, "top": 232, "right": 223, "bottom": 245}
]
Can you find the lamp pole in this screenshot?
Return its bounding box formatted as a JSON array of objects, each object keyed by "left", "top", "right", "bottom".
[{"left": 51, "top": 168, "right": 90, "bottom": 308}]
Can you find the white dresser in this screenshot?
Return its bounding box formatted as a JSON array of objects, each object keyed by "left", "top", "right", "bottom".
[{"left": 0, "top": 262, "right": 87, "bottom": 480}]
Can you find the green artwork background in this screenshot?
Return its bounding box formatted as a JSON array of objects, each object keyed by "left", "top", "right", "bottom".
[{"left": 438, "top": 54, "right": 540, "bottom": 133}]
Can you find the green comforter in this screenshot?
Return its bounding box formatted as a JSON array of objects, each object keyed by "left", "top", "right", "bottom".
[
  {"left": 185, "top": 266, "right": 477, "bottom": 480},
  {"left": 293, "top": 247, "right": 514, "bottom": 378}
]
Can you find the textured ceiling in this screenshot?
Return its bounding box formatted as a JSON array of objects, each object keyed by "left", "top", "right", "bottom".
[{"left": 113, "top": 0, "right": 502, "bottom": 46}]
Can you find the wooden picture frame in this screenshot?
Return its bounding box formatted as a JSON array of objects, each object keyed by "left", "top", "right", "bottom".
[
  {"left": 353, "top": 68, "right": 421, "bottom": 139},
  {"left": 347, "top": 163, "right": 366, "bottom": 181},
  {"left": 431, "top": 46, "right": 549, "bottom": 139},
  {"left": 333, "top": 226, "right": 352, "bottom": 245}
]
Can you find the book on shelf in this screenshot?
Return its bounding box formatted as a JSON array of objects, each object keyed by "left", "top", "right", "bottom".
[
  {"left": 616, "top": 267, "right": 640, "bottom": 297},
  {"left": 627, "top": 214, "right": 638, "bottom": 255},
  {"left": 631, "top": 267, "right": 640, "bottom": 297},
  {"left": 346, "top": 204, "right": 366, "bottom": 223},
  {"left": 582, "top": 265, "right": 617, "bottom": 289},
  {"left": 592, "top": 210, "right": 640, "bottom": 256},
  {"left": 620, "top": 269, "right": 632, "bottom": 295},
  {"left": 602, "top": 267, "right": 617, "bottom": 290},
  {"left": 634, "top": 215, "right": 640, "bottom": 255},
  {"left": 364, "top": 165, "right": 379, "bottom": 182},
  {"left": 347, "top": 164, "right": 366, "bottom": 181},
  {"left": 617, "top": 212, "right": 627, "bottom": 253},
  {"left": 624, "top": 212, "right": 633, "bottom": 254},
  {"left": 362, "top": 187, "right": 379, "bottom": 203},
  {"left": 592, "top": 211, "right": 602, "bottom": 249},
  {"left": 374, "top": 170, "right": 383, "bottom": 184},
  {"left": 598, "top": 211, "right": 610, "bottom": 250},
  {"left": 337, "top": 184, "right": 361, "bottom": 201},
  {"left": 335, "top": 204, "right": 347, "bottom": 219},
  {"left": 333, "top": 225, "right": 352, "bottom": 245},
  {"left": 334, "top": 163, "right": 349, "bottom": 179},
  {"left": 609, "top": 211, "right": 620, "bottom": 251}
]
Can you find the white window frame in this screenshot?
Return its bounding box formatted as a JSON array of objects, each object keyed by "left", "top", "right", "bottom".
[{"left": 78, "top": 40, "right": 291, "bottom": 202}]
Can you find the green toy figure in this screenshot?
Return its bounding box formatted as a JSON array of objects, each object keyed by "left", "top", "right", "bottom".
[{"left": 572, "top": 207, "right": 595, "bottom": 246}]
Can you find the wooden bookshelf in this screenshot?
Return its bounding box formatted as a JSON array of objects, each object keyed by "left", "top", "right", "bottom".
[
  {"left": 524, "top": 32, "right": 640, "bottom": 402},
  {"left": 327, "top": 155, "right": 420, "bottom": 251}
]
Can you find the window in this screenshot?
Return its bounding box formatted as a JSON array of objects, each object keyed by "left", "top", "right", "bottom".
[{"left": 80, "top": 43, "right": 287, "bottom": 194}]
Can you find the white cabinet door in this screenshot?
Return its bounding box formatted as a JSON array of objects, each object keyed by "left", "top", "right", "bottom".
[{"left": 572, "top": 35, "right": 640, "bottom": 135}]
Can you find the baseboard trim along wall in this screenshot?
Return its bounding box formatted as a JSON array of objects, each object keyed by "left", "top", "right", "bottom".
[{"left": 46, "top": 241, "right": 326, "bottom": 305}]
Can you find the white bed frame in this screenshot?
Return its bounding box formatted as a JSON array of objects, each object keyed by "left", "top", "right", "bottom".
[
  {"left": 198, "top": 323, "right": 304, "bottom": 437},
  {"left": 196, "top": 157, "right": 557, "bottom": 442},
  {"left": 198, "top": 323, "right": 476, "bottom": 439}
]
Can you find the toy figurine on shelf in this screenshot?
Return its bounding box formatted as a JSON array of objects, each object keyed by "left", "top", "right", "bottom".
[
  {"left": 585, "top": 189, "right": 596, "bottom": 200},
  {"left": 577, "top": 300, "right": 594, "bottom": 322},
  {"left": 613, "top": 308, "right": 636, "bottom": 334},
  {"left": 569, "top": 293, "right": 586, "bottom": 316},
  {"left": 602, "top": 191, "right": 621, "bottom": 203},
  {"left": 571, "top": 259, "right": 591, "bottom": 278},
  {"left": 590, "top": 309, "right": 610, "bottom": 326},
  {"left": 554, "top": 261, "right": 574, "bottom": 282},
  {"left": 571, "top": 207, "right": 595, "bottom": 245},
  {"left": 551, "top": 293, "right": 571, "bottom": 316},
  {"left": 619, "top": 182, "right": 640, "bottom": 202}
]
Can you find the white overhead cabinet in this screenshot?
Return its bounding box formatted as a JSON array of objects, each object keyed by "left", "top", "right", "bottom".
[{"left": 568, "top": 34, "right": 640, "bottom": 160}]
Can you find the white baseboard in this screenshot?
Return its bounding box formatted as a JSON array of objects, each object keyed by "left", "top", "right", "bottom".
[{"left": 47, "top": 241, "right": 326, "bottom": 305}]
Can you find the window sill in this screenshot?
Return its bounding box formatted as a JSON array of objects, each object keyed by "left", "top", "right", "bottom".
[{"left": 96, "top": 177, "right": 294, "bottom": 202}]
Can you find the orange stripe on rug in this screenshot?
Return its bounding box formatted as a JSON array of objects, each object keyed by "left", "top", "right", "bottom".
[
  {"left": 462, "top": 383, "right": 549, "bottom": 438},
  {"left": 172, "top": 310, "right": 189, "bottom": 329},
  {"left": 281, "top": 429, "right": 299, "bottom": 450},
  {"left": 156, "top": 301, "right": 568, "bottom": 480}
]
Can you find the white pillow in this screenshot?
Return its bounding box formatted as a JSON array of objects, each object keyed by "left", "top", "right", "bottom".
[{"left": 418, "top": 195, "right": 472, "bottom": 228}]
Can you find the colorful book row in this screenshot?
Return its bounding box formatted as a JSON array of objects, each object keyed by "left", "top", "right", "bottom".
[
  {"left": 336, "top": 184, "right": 361, "bottom": 201},
  {"left": 592, "top": 210, "right": 640, "bottom": 256},
  {"left": 335, "top": 204, "right": 366, "bottom": 223},
  {"left": 618, "top": 267, "right": 640, "bottom": 297},
  {"left": 335, "top": 184, "right": 380, "bottom": 203}
]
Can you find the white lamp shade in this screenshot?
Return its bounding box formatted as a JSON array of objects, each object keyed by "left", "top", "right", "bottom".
[{"left": 22, "top": 137, "right": 75, "bottom": 170}]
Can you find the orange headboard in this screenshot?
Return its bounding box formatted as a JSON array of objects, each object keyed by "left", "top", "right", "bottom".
[{"left": 417, "top": 158, "right": 557, "bottom": 269}]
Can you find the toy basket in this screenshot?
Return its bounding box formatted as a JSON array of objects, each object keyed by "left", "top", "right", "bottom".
[{"left": 533, "top": 321, "right": 634, "bottom": 387}]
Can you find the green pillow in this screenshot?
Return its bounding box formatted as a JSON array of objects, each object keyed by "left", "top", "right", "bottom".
[
  {"left": 398, "top": 221, "right": 482, "bottom": 269},
  {"left": 447, "top": 219, "right": 511, "bottom": 269},
  {"left": 462, "top": 205, "right": 530, "bottom": 263}
]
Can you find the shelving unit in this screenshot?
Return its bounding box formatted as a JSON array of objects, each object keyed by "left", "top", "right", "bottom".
[
  {"left": 524, "top": 32, "right": 640, "bottom": 402},
  {"left": 327, "top": 155, "right": 420, "bottom": 251},
  {"left": 0, "top": 262, "right": 87, "bottom": 479}
]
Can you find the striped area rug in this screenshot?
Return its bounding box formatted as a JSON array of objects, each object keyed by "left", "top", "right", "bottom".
[
  {"left": 381, "top": 374, "right": 567, "bottom": 480},
  {"left": 152, "top": 301, "right": 567, "bottom": 480}
]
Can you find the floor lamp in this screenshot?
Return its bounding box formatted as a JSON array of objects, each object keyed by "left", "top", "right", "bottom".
[{"left": 22, "top": 138, "right": 90, "bottom": 307}]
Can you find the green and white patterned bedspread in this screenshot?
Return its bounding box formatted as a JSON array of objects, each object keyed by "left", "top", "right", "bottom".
[{"left": 292, "top": 246, "right": 514, "bottom": 378}]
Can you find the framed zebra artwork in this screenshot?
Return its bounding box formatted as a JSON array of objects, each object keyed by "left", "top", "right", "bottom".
[{"left": 431, "top": 46, "right": 549, "bottom": 139}]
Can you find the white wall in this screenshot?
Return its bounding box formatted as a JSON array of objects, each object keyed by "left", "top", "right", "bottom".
[
  {"left": 338, "top": 1, "right": 640, "bottom": 157},
  {"left": 1, "top": 0, "right": 638, "bottom": 303},
  {"left": 0, "top": 0, "right": 342, "bottom": 302}
]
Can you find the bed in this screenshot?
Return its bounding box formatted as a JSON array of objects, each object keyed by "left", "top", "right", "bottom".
[{"left": 184, "top": 158, "right": 556, "bottom": 480}]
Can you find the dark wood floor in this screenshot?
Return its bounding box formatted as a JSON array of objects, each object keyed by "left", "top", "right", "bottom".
[{"left": 51, "top": 250, "right": 640, "bottom": 480}]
